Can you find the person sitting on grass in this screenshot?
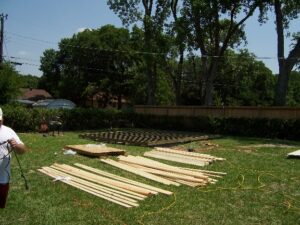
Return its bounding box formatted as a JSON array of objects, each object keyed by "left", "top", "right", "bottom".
[{"left": 0, "top": 107, "right": 27, "bottom": 208}]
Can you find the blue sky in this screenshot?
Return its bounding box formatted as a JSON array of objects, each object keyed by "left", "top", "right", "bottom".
[{"left": 2, "top": 0, "right": 299, "bottom": 77}]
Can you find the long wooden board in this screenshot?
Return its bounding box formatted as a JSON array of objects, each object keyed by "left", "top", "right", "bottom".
[
  {"left": 74, "top": 163, "right": 173, "bottom": 195},
  {"left": 100, "top": 159, "right": 180, "bottom": 186},
  {"left": 51, "top": 163, "right": 152, "bottom": 196},
  {"left": 64, "top": 144, "right": 125, "bottom": 157},
  {"left": 38, "top": 168, "right": 135, "bottom": 208}
]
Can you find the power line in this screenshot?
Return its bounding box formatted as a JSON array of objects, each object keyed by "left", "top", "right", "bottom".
[{"left": 6, "top": 31, "right": 300, "bottom": 60}]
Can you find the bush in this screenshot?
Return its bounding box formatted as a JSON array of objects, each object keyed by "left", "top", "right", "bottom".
[{"left": 1, "top": 105, "right": 300, "bottom": 140}]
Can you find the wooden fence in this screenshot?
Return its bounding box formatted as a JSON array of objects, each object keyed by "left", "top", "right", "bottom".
[{"left": 134, "top": 105, "right": 300, "bottom": 119}]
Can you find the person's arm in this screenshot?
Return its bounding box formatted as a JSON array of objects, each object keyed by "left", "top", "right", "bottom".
[{"left": 8, "top": 138, "right": 27, "bottom": 154}]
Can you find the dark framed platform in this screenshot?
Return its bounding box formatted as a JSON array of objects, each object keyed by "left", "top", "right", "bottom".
[{"left": 79, "top": 129, "right": 219, "bottom": 146}]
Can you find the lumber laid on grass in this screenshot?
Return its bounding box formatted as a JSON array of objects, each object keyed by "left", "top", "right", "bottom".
[
  {"left": 51, "top": 163, "right": 151, "bottom": 196},
  {"left": 150, "top": 150, "right": 213, "bottom": 163},
  {"left": 118, "top": 156, "right": 209, "bottom": 180},
  {"left": 74, "top": 163, "right": 172, "bottom": 195},
  {"left": 64, "top": 144, "right": 125, "bottom": 157},
  {"left": 42, "top": 166, "right": 144, "bottom": 201},
  {"left": 144, "top": 151, "right": 209, "bottom": 166},
  {"left": 147, "top": 150, "right": 212, "bottom": 163},
  {"left": 166, "top": 178, "right": 203, "bottom": 187},
  {"left": 179, "top": 166, "right": 227, "bottom": 175},
  {"left": 154, "top": 147, "right": 225, "bottom": 161},
  {"left": 38, "top": 168, "right": 135, "bottom": 208},
  {"left": 122, "top": 162, "right": 207, "bottom": 183},
  {"left": 100, "top": 159, "right": 180, "bottom": 186},
  {"left": 41, "top": 167, "right": 139, "bottom": 206}
]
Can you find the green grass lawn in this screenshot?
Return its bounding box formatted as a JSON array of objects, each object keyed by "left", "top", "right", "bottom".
[{"left": 1, "top": 131, "right": 300, "bottom": 225}]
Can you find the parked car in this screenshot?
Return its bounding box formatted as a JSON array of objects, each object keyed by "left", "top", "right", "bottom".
[{"left": 32, "top": 99, "right": 76, "bottom": 109}]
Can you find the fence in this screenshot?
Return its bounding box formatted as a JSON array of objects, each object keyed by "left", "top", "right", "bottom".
[{"left": 134, "top": 105, "right": 300, "bottom": 119}]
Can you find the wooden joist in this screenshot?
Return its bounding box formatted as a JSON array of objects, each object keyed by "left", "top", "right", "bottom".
[
  {"left": 74, "top": 163, "right": 173, "bottom": 195},
  {"left": 118, "top": 155, "right": 209, "bottom": 180},
  {"left": 144, "top": 151, "right": 210, "bottom": 166},
  {"left": 51, "top": 163, "right": 151, "bottom": 196},
  {"left": 100, "top": 158, "right": 180, "bottom": 186},
  {"left": 38, "top": 168, "right": 136, "bottom": 208},
  {"left": 154, "top": 147, "right": 225, "bottom": 161}
]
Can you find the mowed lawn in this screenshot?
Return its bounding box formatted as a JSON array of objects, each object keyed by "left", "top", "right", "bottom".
[{"left": 1, "top": 131, "right": 300, "bottom": 225}]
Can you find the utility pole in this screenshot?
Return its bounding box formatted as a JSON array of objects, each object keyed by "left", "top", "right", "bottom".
[{"left": 0, "top": 13, "right": 8, "bottom": 64}]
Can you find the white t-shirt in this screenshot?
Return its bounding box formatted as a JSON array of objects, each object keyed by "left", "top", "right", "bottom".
[{"left": 0, "top": 125, "right": 23, "bottom": 184}]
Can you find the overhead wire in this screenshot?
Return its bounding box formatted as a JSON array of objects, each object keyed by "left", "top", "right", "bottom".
[{"left": 6, "top": 31, "right": 300, "bottom": 60}]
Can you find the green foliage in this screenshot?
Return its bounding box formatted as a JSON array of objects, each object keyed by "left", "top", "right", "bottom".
[
  {"left": 39, "top": 25, "right": 140, "bottom": 107},
  {"left": 18, "top": 74, "right": 40, "bottom": 89},
  {"left": 287, "top": 71, "right": 300, "bottom": 106},
  {"left": 0, "top": 63, "right": 22, "bottom": 104},
  {"left": 134, "top": 114, "right": 300, "bottom": 140},
  {"left": 215, "top": 50, "right": 276, "bottom": 106}
]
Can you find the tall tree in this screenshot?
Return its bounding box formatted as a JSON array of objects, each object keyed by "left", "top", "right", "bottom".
[
  {"left": 107, "top": 0, "right": 171, "bottom": 105},
  {"left": 179, "top": 0, "right": 262, "bottom": 105},
  {"left": 39, "top": 49, "right": 61, "bottom": 97},
  {"left": 39, "top": 25, "right": 137, "bottom": 108},
  {"left": 270, "top": 0, "right": 300, "bottom": 105},
  {"left": 0, "top": 63, "right": 22, "bottom": 104}
]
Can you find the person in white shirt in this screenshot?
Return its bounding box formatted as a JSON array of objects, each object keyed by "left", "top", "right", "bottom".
[{"left": 0, "top": 107, "right": 27, "bottom": 208}]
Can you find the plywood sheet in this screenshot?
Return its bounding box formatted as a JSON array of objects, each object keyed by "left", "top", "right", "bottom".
[{"left": 64, "top": 144, "right": 125, "bottom": 157}]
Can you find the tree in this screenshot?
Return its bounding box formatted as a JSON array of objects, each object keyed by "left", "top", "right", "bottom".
[
  {"left": 215, "top": 50, "right": 275, "bottom": 106},
  {"left": 18, "top": 74, "right": 40, "bottom": 89},
  {"left": 268, "top": 0, "right": 300, "bottom": 105},
  {"left": 39, "top": 25, "right": 138, "bottom": 108},
  {"left": 107, "top": 0, "right": 171, "bottom": 105},
  {"left": 286, "top": 71, "right": 300, "bottom": 106},
  {"left": 39, "top": 49, "right": 61, "bottom": 97},
  {"left": 177, "top": 0, "right": 262, "bottom": 105},
  {"left": 0, "top": 63, "right": 22, "bottom": 104}
]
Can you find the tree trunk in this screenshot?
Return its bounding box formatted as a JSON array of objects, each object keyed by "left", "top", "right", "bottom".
[
  {"left": 202, "top": 58, "right": 219, "bottom": 106},
  {"left": 274, "top": 0, "right": 288, "bottom": 106}
]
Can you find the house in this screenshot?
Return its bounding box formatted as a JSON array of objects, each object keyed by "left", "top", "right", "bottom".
[{"left": 18, "top": 88, "right": 52, "bottom": 101}]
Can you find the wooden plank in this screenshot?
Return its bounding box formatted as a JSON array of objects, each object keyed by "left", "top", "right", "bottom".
[
  {"left": 148, "top": 150, "right": 212, "bottom": 163},
  {"left": 41, "top": 167, "right": 139, "bottom": 205},
  {"left": 100, "top": 159, "right": 180, "bottom": 186},
  {"left": 154, "top": 147, "right": 225, "bottom": 161},
  {"left": 38, "top": 168, "right": 134, "bottom": 208},
  {"left": 123, "top": 162, "right": 207, "bottom": 183},
  {"left": 64, "top": 144, "right": 125, "bottom": 157},
  {"left": 42, "top": 166, "right": 144, "bottom": 201},
  {"left": 74, "top": 163, "right": 172, "bottom": 196},
  {"left": 178, "top": 166, "right": 227, "bottom": 175},
  {"left": 144, "top": 151, "right": 209, "bottom": 166},
  {"left": 51, "top": 164, "right": 151, "bottom": 196},
  {"left": 118, "top": 155, "right": 209, "bottom": 180}
]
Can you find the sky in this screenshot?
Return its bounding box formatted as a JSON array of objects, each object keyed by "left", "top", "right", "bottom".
[{"left": 1, "top": 0, "right": 299, "bottom": 77}]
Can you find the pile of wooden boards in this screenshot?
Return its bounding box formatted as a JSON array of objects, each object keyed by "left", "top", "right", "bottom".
[
  {"left": 64, "top": 144, "right": 125, "bottom": 157},
  {"left": 143, "top": 147, "right": 225, "bottom": 166},
  {"left": 101, "top": 155, "right": 226, "bottom": 188},
  {"left": 38, "top": 163, "right": 172, "bottom": 208}
]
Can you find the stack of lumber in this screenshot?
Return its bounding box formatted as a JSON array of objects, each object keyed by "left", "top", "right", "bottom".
[
  {"left": 142, "top": 147, "right": 225, "bottom": 166},
  {"left": 101, "top": 155, "right": 226, "bottom": 188},
  {"left": 38, "top": 163, "right": 172, "bottom": 208},
  {"left": 64, "top": 144, "right": 125, "bottom": 157}
]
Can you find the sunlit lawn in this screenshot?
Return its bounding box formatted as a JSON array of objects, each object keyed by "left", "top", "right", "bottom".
[{"left": 1, "top": 131, "right": 300, "bottom": 225}]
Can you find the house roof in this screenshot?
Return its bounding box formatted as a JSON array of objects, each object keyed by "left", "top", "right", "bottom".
[{"left": 18, "top": 88, "right": 52, "bottom": 101}]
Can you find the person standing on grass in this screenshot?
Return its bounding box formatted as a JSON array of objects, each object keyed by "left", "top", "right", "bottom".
[{"left": 0, "top": 107, "right": 27, "bottom": 208}]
